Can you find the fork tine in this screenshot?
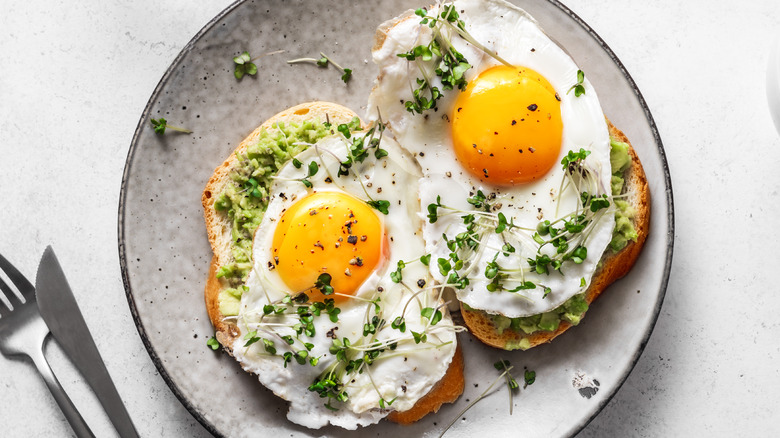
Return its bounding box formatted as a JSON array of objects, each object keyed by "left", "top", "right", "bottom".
[
  {"left": 0, "top": 274, "right": 24, "bottom": 308},
  {"left": 0, "top": 253, "right": 35, "bottom": 302},
  {"left": 0, "top": 277, "right": 15, "bottom": 317}
]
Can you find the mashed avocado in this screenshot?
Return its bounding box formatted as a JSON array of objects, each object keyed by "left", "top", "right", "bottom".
[
  {"left": 214, "top": 117, "right": 360, "bottom": 316},
  {"left": 609, "top": 138, "right": 638, "bottom": 251},
  {"left": 474, "top": 292, "right": 590, "bottom": 349},
  {"left": 484, "top": 136, "right": 639, "bottom": 344},
  {"left": 218, "top": 285, "right": 245, "bottom": 317}
]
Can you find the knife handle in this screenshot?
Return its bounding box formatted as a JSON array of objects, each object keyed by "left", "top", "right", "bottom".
[{"left": 30, "top": 345, "right": 96, "bottom": 438}]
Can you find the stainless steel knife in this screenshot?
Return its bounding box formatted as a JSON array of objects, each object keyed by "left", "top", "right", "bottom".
[{"left": 35, "top": 246, "right": 139, "bottom": 438}]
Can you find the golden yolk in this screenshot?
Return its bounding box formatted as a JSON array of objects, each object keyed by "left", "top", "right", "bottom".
[
  {"left": 451, "top": 65, "right": 563, "bottom": 185},
  {"left": 271, "top": 191, "right": 383, "bottom": 302}
]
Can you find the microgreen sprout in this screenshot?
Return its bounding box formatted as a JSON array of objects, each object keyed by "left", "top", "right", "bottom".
[
  {"left": 233, "top": 51, "right": 257, "bottom": 79},
  {"left": 391, "top": 260, "right": 406, "bottom": 283},
  {"left": 315, "top": 273, "right": 334, "bottom": 295},
  {"left": 207, "top": 336, "right": 220, "bottom": 350},
  {"left": 411, "top": 330, "right": 428, "bottom": 344},
  {"left": 501, "top": 242, "right": 515, "bottom": 256},
  {"left": 495, "top": 212, "right": 514, "bottom": 233},
  {"left": 367, "top": 200, "right": 390, "bottom": 214},
  {"left": 341, "top": 69, "right": 353, "bottom": 83},
  {"left": 244, "top": 177, "right": 263, "bottom": 198},
  {"left": 337, "top": 123, "right": 352, "bottom": 139},
  {"left": 287, "top": 52, "right": 353, "bottom": 83},
  {"left": 374, "top": 148, "right": 388, "bottom": 159},
  {"left": 427, "top": 196, "right": 443, "bottom": 223},
  {"left": 567, "top": 69, "right": 586, "bottom": 97},
  {"left": 300, "top": 160, "right": 319, "bottom": 188},
  {"left": 243, "top": 330, "right": 262, "bottom": 348},
  {"left": 494, "top": 359, "right": 519, "bottom": 390},
  {"left": 391, "top": 316, "right": 407, "bottom": 332},
  {"left": 378, "top": 396, "right": 397, "bottom": 409},
  {"left": 363, "top": 315, "right": 384, "bottom": 337},
  {"left": 421, "top": 307, "right": 443, "bottom": 325},
  {"left": 308, "top": 160, "right": 319, "bottom": 176},
  {"left": 233, "top": 49, "right": 285, "bottom": 79},
  {"left": 524, "top": 369, "right": 536, "bottom": 387},
  {"left": 494, "top": 359, "right": 520, "bottom": 415},
  {"left": 150, "top": 118, "right": 191, "bottom": 135},
  {"left": 261, "top": 338, "right": 276, "bottom": 355},
  {"left": 561, "top": 148, "right": 590, "bottom": 169},
  {"left": 466, "top": 190, "right": 489, "bottom": 211}
]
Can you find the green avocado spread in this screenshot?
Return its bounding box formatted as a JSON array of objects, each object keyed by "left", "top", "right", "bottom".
[
  {"left": 485, "top": 136, "right": 639, "bottom": 344},
  {"left": 609, "top": 138, "right": 638, "bottom": 251},
  {"left": 215, "top": 118, "right": 359, "bottom": 316}
]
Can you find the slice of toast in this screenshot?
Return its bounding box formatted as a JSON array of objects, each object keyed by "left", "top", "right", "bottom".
[
  {"left": 201, "top": 101, "right": 465, "bottom": 424},
  {"left": 460, "top": 120, "right": 650, "bottom": 350}
]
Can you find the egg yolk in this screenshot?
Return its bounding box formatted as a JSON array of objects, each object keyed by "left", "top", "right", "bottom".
[
  {"left": 451, "top": 65, "right": 563, "bottom": 185},
  {"left": 271, "top": 191, "right": 383, "bottom": 302}
]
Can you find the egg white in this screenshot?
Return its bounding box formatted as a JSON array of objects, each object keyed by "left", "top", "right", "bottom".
[
  {"left": 368, "top": 0, "right": 616, "bottom": 318},
  {"left": 231, "top": 130, "right": 459, "bottom": 429}
]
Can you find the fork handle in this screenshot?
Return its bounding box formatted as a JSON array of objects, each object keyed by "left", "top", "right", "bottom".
[{"left": 29, "top": 346, "right": 96, "bottom": 438}]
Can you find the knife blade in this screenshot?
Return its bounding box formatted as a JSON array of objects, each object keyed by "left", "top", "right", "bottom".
[{"left": 35, "top": 246, "right": 139, "bottom": 438}]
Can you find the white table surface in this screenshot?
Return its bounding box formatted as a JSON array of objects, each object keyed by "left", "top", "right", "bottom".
[{"left": 1, "top": 0, "right": 778, "bottom": 436}]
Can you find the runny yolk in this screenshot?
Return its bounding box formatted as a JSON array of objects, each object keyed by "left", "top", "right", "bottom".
[
  {"left": 271, "top": 191, "right": 383, "bottom": 302},
  {"left": 451, "top": 65, "right": 563, "bottom": 185}
]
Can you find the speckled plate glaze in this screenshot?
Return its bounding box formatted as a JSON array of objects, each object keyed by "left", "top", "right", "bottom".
[{"left": 119, "top": 1, "right": 673, "bottom": 436}]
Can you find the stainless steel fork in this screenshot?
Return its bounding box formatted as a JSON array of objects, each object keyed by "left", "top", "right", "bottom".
[{"left": 0, "top": 253, "right": 95, "bottom": 437}]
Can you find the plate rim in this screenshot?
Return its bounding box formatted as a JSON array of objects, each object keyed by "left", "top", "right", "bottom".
[
  {"left": 545, "top": 0, "right": 675, "bottom": 433},
  {"left": 118, "top": 1, "right": 244, "bottom": 436},
  {"left": 117, "top": 0, "right": 675, "bottom": 436}
]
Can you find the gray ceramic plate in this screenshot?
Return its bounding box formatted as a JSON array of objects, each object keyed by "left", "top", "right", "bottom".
[{"left": 119, "top": 0, "right": 673, "bottom": 436}]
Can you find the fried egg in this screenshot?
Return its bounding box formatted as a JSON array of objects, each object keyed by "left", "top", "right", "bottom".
[
  {"left": 231, "top": 127, "right": 459, "bottom": 429},
  {"left": 368, "top": 0, "right": 616, "bottom": 318}
]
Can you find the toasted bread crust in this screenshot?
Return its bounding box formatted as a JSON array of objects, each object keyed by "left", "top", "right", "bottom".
[
  {"left": 461, "top": 120, "right": 650, "bottom": 350},
  {"left": 202, "top": 101, "right": 464, "bottom": 424},
  {"left": 205, "top": 256, "right": 240, "bottom": 346},
  {"left": 387, "top": 344, "right": 464, "bottom": 424}
]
